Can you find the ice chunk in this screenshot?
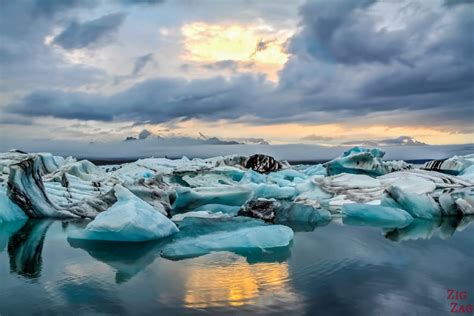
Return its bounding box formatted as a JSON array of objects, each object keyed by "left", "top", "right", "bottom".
[
  {"left": 423, "top": 154, "right": 474, "bottom": 175},
  {"left": 69, "top": 185, "right": 178, "bottom": 242},
  {"left": 382, "top": 186, "right": 441, "bottom": 219},
  {"left": 161, "top": 225, "right": 293, "bottom": 260},
  {"left": 0, "top": 188, "right": 27, "bottom": 223},
  {"left": 342, "top": 203, "right": 413, "bottom": 228},
  {"left": 325, "top": 146, "right": 411, "bottom": 176}
]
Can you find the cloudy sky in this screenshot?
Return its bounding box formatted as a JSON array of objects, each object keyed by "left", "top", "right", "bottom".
[{"left": 0, "top": 0, "right": 473, "bottom": 147}]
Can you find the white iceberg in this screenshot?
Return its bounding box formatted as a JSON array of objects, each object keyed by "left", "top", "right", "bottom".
[
  {"left": 324, "top": 146, "right": 411, "bottom": 176},
  {"left": 69, "top": 185, "right": 178, "bottom": 242},
  {"left": 161, "top": 225, "right": 294, "bottom": 260}
]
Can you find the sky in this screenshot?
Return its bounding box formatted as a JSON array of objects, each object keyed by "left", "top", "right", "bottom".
[{"left": 0, "top": 0, "right": 473, "bottom": 148}]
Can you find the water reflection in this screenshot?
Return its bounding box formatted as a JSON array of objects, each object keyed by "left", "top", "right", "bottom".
[
  {"left": 183, "top": 255, "right": 300, "bottom": 308},
  {"left": 8, "top": 220, "right": 52, "bottom": 279},
  {"left": 0, "top": 220, "right": 26, "bottom": 252},
  {"left": 384, "top": 215, "right": 474, "bottom": 242},
  {"left": 1, "top": 217, "right": 473, "bottom": 315},
  {"left": 68, "top": 238, "right": 166, "bottom": 284}
]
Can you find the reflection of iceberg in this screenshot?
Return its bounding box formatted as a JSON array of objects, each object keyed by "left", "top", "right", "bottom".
[
  {"left": 0, "top": 220, "right": 27, "bottom": 252},
  {"left": 8, "top": 220, "right": 52, "bottom": 278},
  {"left": 384, "top": 216, "right": 474, "bottom": 242},
  {"left": 68, "top": 238, "right": 165, "bottom": 283},
  {"left": 183, "top": 254, "right": 301, "bottom": 308}
]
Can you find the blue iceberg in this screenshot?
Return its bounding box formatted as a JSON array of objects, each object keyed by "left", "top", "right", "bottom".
[
  {"left": 69, "top": 185, "right": 178, "bottom": 242},
  {"left": 342, "top": 203, "right": 413, "bottom": 228}
]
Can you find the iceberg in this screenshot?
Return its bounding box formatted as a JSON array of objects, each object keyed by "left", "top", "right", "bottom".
[
  {"left": 69, "top": 185, "right": 178, "bottom": 242},
  {"left": 342, "top": 203, "right": 413, "bottom": 228},
  {"left": 161, "top": 225, "right": 294, "bottom": 260},
  {"left": 7, "top": 154, "right": 117, "bottom": 219},
  {"left": 423, "top": 154, "right": 474, "bottom": 175},
  {"left": 382, "top": 186, "right": 441, "bottom": 219},
  {"left": 324, "top": 146, "right": 411, "bottom": 176}
]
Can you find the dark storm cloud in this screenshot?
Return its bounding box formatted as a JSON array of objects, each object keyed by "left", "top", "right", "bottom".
[
  {"left": 31, "top": 0, "right": 95, "bottom": 17},
  {"left": 131, "top": 53, "right": 155, "bottom": 75},
  {"left": 8, "top": 75, "right": 273, "bottom": 123},
  {"left": 2, "top": 0, "right": 474, "bottom": 131},
  {"left": 288, "top": 0, "right": 401, "bottom": 65},
  {"left": 53, "top": 13, "right": 127, "bottom": 49},
  {"left": 443, "top": 0, "right": 474, "bottom": 7}
]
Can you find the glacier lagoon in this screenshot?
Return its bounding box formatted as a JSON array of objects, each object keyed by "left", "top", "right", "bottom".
[
  {"left": 1, "top": 148, "right": 473, "bottom": 314},
  {"left": 0, "top": 217, "right": 473, "bottom": 315}
]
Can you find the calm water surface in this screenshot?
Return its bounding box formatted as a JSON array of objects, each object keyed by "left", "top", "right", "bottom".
[{"left": 1, "top": 217, "right": 473, "bottom": 315}]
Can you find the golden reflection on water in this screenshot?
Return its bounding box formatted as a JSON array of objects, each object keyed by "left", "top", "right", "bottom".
[{"left": 184, "top": 255, "right": 298, "bottom": 308}]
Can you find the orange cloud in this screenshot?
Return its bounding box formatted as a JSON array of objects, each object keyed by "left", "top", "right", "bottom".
[{"left": 181, "top": 22, "right": 292, "bottom": 81}]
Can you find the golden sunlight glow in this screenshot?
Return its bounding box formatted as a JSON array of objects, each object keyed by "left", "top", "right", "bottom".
[
  {"left": 144, "top": 119, "right": 474, "bottom": 145},
  {"left": 183, "top": 257, "right": 298, "bottom": 308},
  {"left": 181, "top": 22, "right": 292, "bottom": 81}
]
